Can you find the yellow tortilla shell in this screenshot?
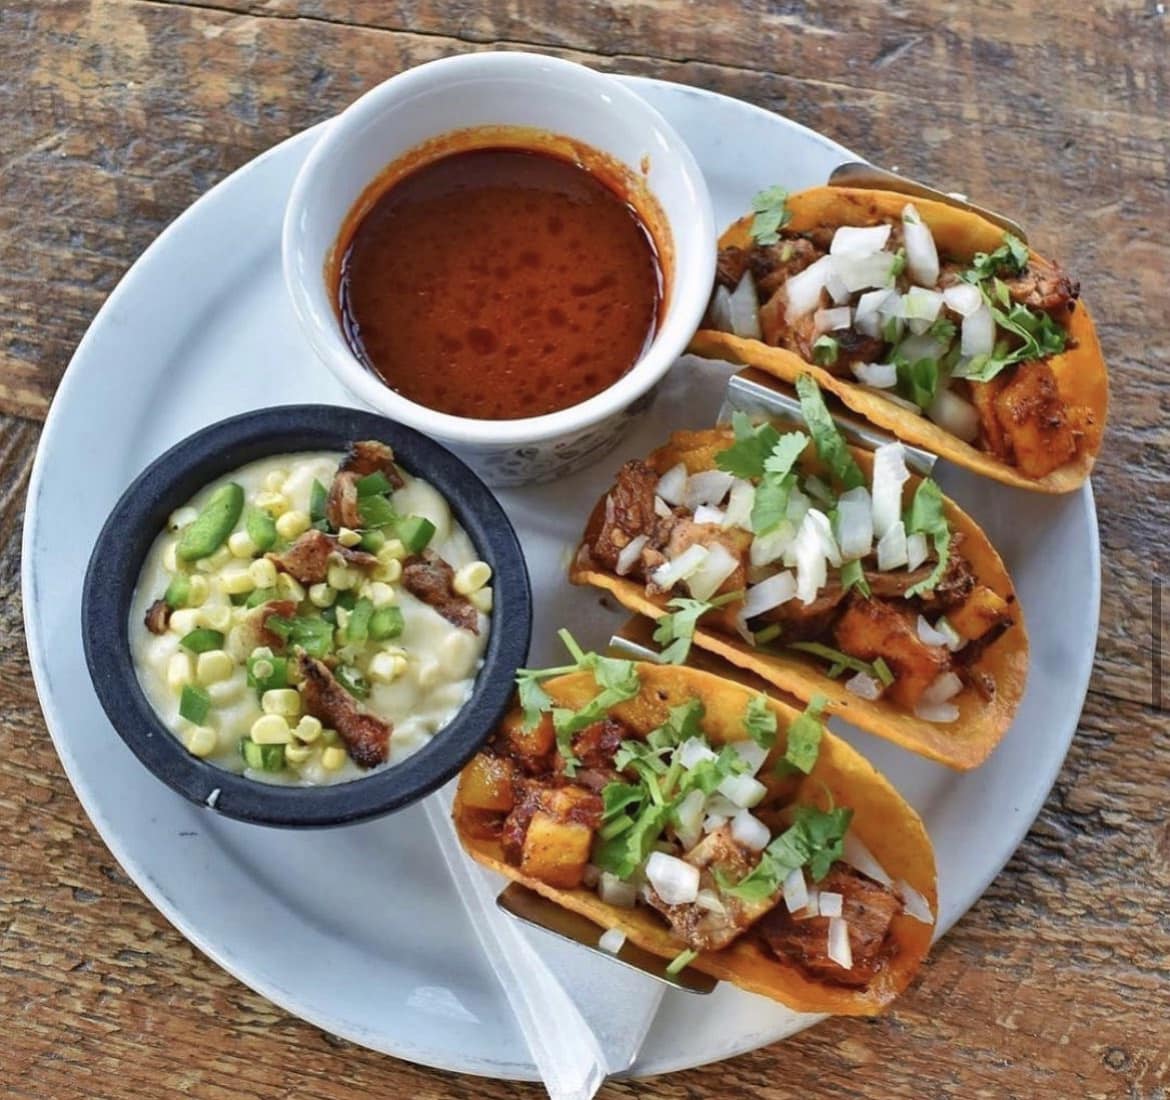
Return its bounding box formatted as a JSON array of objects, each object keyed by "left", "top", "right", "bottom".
[
  {"left": 688, "top": 186, "right": 1108, "bottom": 493},
  {"left": 454, "top": 662, "right": 937, "bottom": 1015},
  {"left": 571, "top": 427, "right": 1029, "bottom": 770}
]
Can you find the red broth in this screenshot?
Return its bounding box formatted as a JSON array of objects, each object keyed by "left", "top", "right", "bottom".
[{"left": 336, "top": 148, "right": 662, "bottom": 420}]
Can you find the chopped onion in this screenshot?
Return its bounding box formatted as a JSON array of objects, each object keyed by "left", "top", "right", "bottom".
[
  {"left": 731, "top": 612, "right": 754, "bottom": 645},
  {"left": 906, "top": 531, "right": 929, "bottom": 571},
  {"left": 792, "top": 511, "right": 828, "bottom": 605},
  {"left": 961, "top": 302, "right": 996, "bottom": 358},
  {"left": 708, "top": 285, "right": 733, "bottom": 332},
  {"left": 833, "top": 250, "right": 898, "bottom": 293},
  {"left": 656, "top": 463, "right": 688, "bottom": 506},
  {"left": 730, "top": 809, "right": 770, "bottom": 852},
  {"left": 598, "top": 928, "right": 627, "bottom": 954},
  {"left": 902, "top": 204, "right": 940, "bottom": 287},
  {"left": 896, "top": 879, "right": 934, "bottom": 924},
  {"left": 703, "top": 812, "right": 730, "bottom": 834},
  {"left": 694, "top": 889, "right": 726, "bottom": 915},
  {"left": 807, "top": 508, "right": 842, "bottom": 567},
  {"left": 650, "top": 543, "right": 708, "bottom": 591},
  {"left": 728, "top": 272, "right": 762, "bottom": 339},
  {"left": 830, "top": 223, "right": 892, "bottom": 257},
  {"left": 786, "top": 484, "right": 811, "bottom": 525},
  {"left": 693, "top": 504, "right": 726, "bottom": 527},
  {"left": 742, "top": 570, "right": 797, "bottom": 619},
  {"left": 687, "top": 542, "right": 740, "bottom": 602},
  {"left": 705, "top": 794, "right": 741, "bottom": 819},
  {"left": 922, "top": 670, "right": 964, "bottom": 704},
  {"left": 684, "top": 470, "right": 735, "bottom": 511},
  {"left": 827, "top": 917, "right": 853, "bottom": 970},
  {"left": 814, "top": 306, "right": 852, "bottom": 335},
  {"left": 818, "top": 891, "right": 844, "bottom": 918},
  {"left": 876, "top": 520, "right": 908, "bottom": 571},
  {"left": 871, "top": 442, "right": 910, "bottom": 538},
  {"left": 677, "top": 738, "right": 717, "bottom": 770},
  {"left": 729, "top": 739, "right": 769, "bottom": 776},
  {"left": 917, "top": 615, "right": 951, "bottom": 647},
  {"left": 783, "top": 867, "right": 809, "bottom": 913},
  {"left": 598, "top": 872, "right": 638, "bottom": 908},
  {"left": 716, "top": 772, "right": 767, "bottom": 809},
  {"left": 901, "top": 286, "right": 944, "bottom": 334},
  {"left": 654, "top": 495, "right": 672, "bottom": 518},
  {"left": 825, "top": 269, "right": 851, "bottom": 305},
  {"left": 750, "top": 520, "right": 796, "bottom": 568},
  {"left": 928, "top": 387, "right": 980, "bottom": 443},
  {"left": 784, "top": 255, "right": 833, "bottom": 321},
  {"left": 943, "top": 281, "right": 983, "bottom": 317},
  {"left": 582, "top": 863, "right": 602, "bottom": 888},
  {"left": 853, "top": 287, "right": 896, "bottom": 338},
  {"left": 835, "top": 486, "right": 873, "bottom": 560},
  {"left": 842, "top": 833, "right": 893, "bottom": 886},
  {"left": 851, "top": 361, "right": 897, "bottom": 389},
  {"left": 723, "top": 479, "right": 755, "bottom": 531},
  {"left": 673, "top": 788, "right": 707, "bottom": 852},
  {"left": 897, "top": 331, "right": 948, "bottom": 365},
  {"left": 914, "top": 700, "right": 960, "bottom": 723},
  {"left": 935, "top": 616, "right": 966, "bottom": 652},
  {"left": 645, "top": 851, "right": 700, "bottom": 905},
  {"left": 615, "top": 534, "right": 648, "bottom": 576},
  {"left": 845, "top": 670, "right": 882, "bottom": 700}
]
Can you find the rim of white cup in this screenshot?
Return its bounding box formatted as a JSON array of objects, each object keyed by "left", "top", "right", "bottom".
[{"left": 282, "top": 51, "right": 716, "bottom": 448}]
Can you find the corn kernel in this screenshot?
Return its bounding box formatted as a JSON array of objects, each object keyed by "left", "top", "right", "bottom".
[
  {"left": 368, "top": 582, "right": 395, "bottom": 609},
  {"left": 453, "top": 560, "right": 492, "bottom": 596},
  {"left": 293, "top": 715, "right": 323, "bottom": 743},
  {"left": 469, "top": 586, "right": 493, "bottom": 614},
  {"left": 327, "top": 564, "right": 358, "bottom": 591},
  {"left": 308, "top": 583, "right": 336, "bottom": 608},
  {"left": 262, "top": 469, "right": 287, "bottom": 492},
  {"left": 368, "top": 651, "right": 407, "bottom": 684},
  {"left": 186, "top": 726, "right": 218, "bottom": 758},
  {"left": 228, "top": 530, "right": 257, "bottom": 559},
  {"left": 219, "top": 567, "right": 255, "bottom": 595},
  {"left": 275, "top": 510, "right": 311, "bottom": 540},
  {"left": 169, "top": 608, "right": 201, "bottom": 636},
  {"left": 250, "top": 645, "right": 274, "bottom": 662},
  {"left": 162, "top": 542, "right": 178, "bottom": 572},
  {"left": 334, "top": 606, "right": 350, "bottom": 630},
  {"left": 378, "top": 539, "right": 406, "bottom": 563},
  {"left": 186, "top": 574, "right": 210, "bottom": 607},
  {"left": 285, "top": 742, "right": 313, "bottom": 764},
  {"left": 207, "top": 545, "right": 233, "bottom": 571},
  {"left": 262, "top": 688, "right": 302, "bottom": 718},
  {"left": 276, "top": 573, "right": 306, "bottom": 603},
  {"left": 198, "top": 603, "right": 233, "bottom": 632},
  {"left": 196, "top": 649, "right": 234, "bottom": 685},
  {"left": 337, "top": 526, "right": 362, "bottom": 548},
  {"left": 255, "top": 491, "right": 289, "bottom": 517},
  {"left": 166, "top": 652, "right": 193, "bottom": 691},
  {"left": 248, "top": 558, "right": 278, "bottom": 589},
  {"left": 251, "top": 714, "right": 291, "bottom": 745},
  {"left": 208, "top": 677, "right": 245, "bottom": 706},
  {"left": 321, "top": 746, "right": 347, "bottom": 771},
  {"left": 373, "top": 559, "right": 403, "bottom": 584}
]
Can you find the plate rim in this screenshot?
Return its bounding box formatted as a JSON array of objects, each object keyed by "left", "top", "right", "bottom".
[{"left": 20, "top": 74, "right": 1101, "bottom": 1081}]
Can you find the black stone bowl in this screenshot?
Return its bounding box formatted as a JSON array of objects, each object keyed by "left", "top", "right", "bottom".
[{"left": 82, "top": 406, "right": 532, "bottom": 828}]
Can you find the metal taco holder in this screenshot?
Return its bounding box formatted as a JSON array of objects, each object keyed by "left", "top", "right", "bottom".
[{"left": 492, "top": 166, "right": 1018, "bottom": 996}]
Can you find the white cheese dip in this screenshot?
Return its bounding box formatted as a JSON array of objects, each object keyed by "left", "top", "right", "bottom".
[{"left": 130, "top": 449, "right": 491, "bottom": 785}]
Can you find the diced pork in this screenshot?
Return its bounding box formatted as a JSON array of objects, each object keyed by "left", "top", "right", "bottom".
[
  {"left": 339, "top": 440, "right": 404, "bottom": 487},
  {"left": 297, "top": 654, "right": 391, "bottom": 767},
  {"left": 267, "top": 529, "right": 377, "bottom": 586},
  {"left": 144, "top": 599, "right": 170, "bottom": 635},
  {"left": 401, "top": 549, "right": 479, "bottom": 633}
]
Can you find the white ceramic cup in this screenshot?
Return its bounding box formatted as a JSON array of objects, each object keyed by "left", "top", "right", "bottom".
[{"left": 283, "top": 51, "right": 715, "bottom": 487}]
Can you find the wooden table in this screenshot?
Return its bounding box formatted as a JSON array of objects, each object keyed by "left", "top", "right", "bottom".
[{"left": 3, "top": 2, "right": 1167, "bottom": 1096}]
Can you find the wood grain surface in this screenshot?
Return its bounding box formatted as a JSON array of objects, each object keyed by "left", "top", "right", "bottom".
[{"left": 2, "top": 1, "right": 1167, "bottom": 1097}]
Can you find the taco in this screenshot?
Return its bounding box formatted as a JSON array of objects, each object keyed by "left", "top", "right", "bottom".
[
  {"left": 570, "top": 376, "right": 1028, "bottom": 771},
  {"left": 689, "top": 185, "right": 1107, "bottom": 492},
  {"left": 454, "top": 645, "right": 936, "bottom": 1015}
]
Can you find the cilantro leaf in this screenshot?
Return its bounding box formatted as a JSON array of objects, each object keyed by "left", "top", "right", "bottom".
[
  {"left": 794, "top": 804, "right": 853, "bottom": 881},
  {"left": 601, "top": 782, "right": 645, "bottom": 821},
  {"left": 788, "top": 640, "right": 882, "bottom": 679},
  {"left": 750, "top": 474, "right": 794, "bottom": 535},
  {"left": 784, "top": 695, "right": 827, "bottom": 775},
  {"left": 742, "top": 694, "right": 778, "bottom": 749},
  {"left": 968, "top": 232, "right": 1030, "bottom": 281},
  {"left": 795, "top": 374, "right": 865, "bottom": 491},
  {"left": 893, "top": 354, "right": 940, "bottom": 410},
  {"left": 812, "top": 334, "right": 839, "bottom": 366},
  {"left": 653, "top": 591, "right": 742, "bottom": 664},
  {"left": 903, "top": 479, "right": 951, "bottom": 598},
  {"left": 516, "top": 671, "right": 553, "bottom": 731},
  {"left": 749, "top": 185, "right": 791, "bottom": 246},
  {"left": 716, "top": 412, "right": 781, "bottom": 479},
  {"left": 840, "top": 558, "right": 871, "bottom": 597}
]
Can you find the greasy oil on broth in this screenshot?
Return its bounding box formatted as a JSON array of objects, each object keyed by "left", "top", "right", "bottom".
[{"left": 338, "top": 148, "right": 662, "bottom": 420}]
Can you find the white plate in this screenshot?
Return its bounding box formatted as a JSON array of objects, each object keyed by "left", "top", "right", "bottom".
[{"left": 22, "top": 77, "right": 1099, "bottom": 1079}]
